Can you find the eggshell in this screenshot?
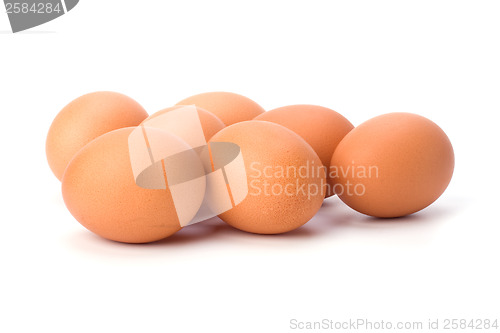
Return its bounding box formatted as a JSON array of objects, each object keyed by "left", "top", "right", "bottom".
[
  {"left": 143, "top": 105, "right": 225, "bottom": 141},
  {"left": 62, "top": 127, "right": 199, "bottom": 243},
  {"left": 255, "top": 104, "right": 354, "bottom": 197},
  {"left": 176, "top": 92, "right": 265, "bottom": 126},
  {"left": 210, "top": 121, "right": 326, "bottom": 234},
  {"left": 46, "top": 91, "right": 148, "bottom": 180},
  {"left": 330, "top": 113, "right": 454, "bottom": 218}
]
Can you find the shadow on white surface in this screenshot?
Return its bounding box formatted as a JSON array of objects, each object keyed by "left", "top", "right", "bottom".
[
  {"left": 63, "top": 196, "right": 466, "bottom": 258},
  {"left": 349, "top": 195, "right": 466, "bottom": 227}
]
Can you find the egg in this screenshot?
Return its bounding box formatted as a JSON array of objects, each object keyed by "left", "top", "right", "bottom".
[
  {"left": 46, "top": 91, "right": 148, "bottom": 180},
  {"left": 330, "top": 113, "right": 454, "bottom": 218},
  {"left": 62, "top": 127, "right": 205, "bottom": 243},
  {"left": 209, "top": 121, "right": 326, "bottom": 234},
  {"left": 143, "top": 105, "right": 225, "bottom": 141},
  {"left": 176, "top": 92, "right": 265, "bottom": 126},
  {"left": 255, "top": 104, "right": 354, "bottom": 197}
]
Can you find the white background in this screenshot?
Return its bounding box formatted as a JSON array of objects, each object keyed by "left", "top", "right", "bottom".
[{"left": 1, "top": 1, "right": 499, "bottom": 332}]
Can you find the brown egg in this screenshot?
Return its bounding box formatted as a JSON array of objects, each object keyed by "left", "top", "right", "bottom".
[
  {"left": 330, "top": 113, "right": 454, "bottom": 218},
  {"left": 255, "top": 104, "right": 354, "bottom": 197},
  {"left": 210, "top": 121, "right": 326, "bottom": 234},
  {"left": 176, "top": 92, "right": 265, "bottom": 126},
  {"left": 46, "top": 91, "right": 148, "bottom": 181},
  {"left": 62, "top": 127, "right": 193, "bottom": 243},
  {"left": 143, "top": 105, "right": 225, "bottom": 141}
]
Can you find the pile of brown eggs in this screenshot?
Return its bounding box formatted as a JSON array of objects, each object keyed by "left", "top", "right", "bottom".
[{"left": 47, "top": 91, "right": 454, "bottom": 243}]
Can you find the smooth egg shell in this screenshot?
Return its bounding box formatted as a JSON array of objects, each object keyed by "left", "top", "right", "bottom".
[
  {"left": 176, "top": 92, "right": 265, "bottom": 126},
  {"left": 330, "top": 112, "right": 454, "bottom": 218},
  {"left": 143, "top": 105, "right": 225, "bottom": 141},
  {"left": 46, "top": 91, "right": 148, "bottom": 180},
  {"left": 62, "top": 127, "right": 185, "bottom": 243}
]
